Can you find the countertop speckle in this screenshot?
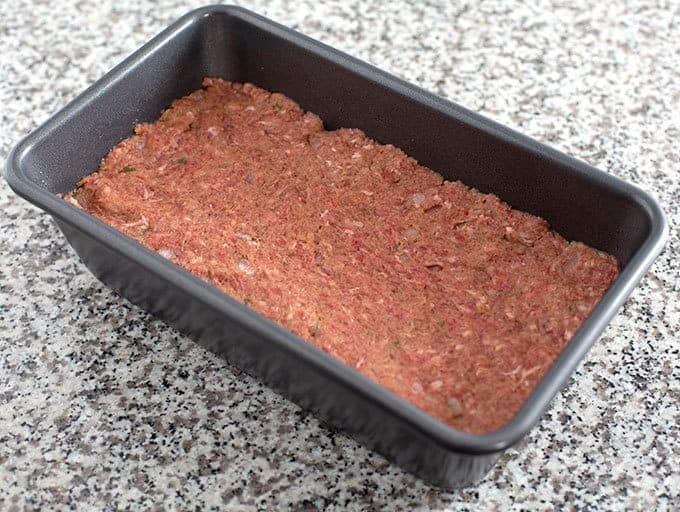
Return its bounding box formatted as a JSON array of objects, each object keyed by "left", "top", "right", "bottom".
[{"left": 1, "top": 1, "right": 678, "bottom": 510}]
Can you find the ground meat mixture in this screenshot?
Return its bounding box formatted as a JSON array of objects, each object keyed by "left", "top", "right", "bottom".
[{"left": 65, "top": 78, "right": 619, "bottom": 434}]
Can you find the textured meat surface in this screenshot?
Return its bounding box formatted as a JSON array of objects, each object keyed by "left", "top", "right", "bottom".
[{"left": 66, "top": 78, "right": 619, "bottom": 434}]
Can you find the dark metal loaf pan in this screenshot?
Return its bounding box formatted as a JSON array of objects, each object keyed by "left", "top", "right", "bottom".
[{"left": 4, "top": 5, "right": 668, "bottom": 488}]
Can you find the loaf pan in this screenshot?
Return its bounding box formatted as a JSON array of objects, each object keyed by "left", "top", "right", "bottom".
[{"left": 4, "top": 5, "right": 667, "bottom": 488}]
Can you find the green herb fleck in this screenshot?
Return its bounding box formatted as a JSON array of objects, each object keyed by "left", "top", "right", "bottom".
[
  {"left": 229, "top": 202, "right": 237, "bottom": 209},
  {"left": 273, "top": 102, "right": 283, "bottom": 109},
  {"left": 138, "top": 226, "right": 152, "bottom": 238},
  {"left": 243, "top": 296, "right": 253, "bottom": 305},
  {"left": 121, "top": 165, "right": 136, "bottom": 173},
  {"left": 474, "top": 265, "right": 486, "bottom": 273},
  {"left": 439, "top": 320, "right": 447, "bottom": 328},
  {"left": 392, "top": 338, "right": 402, "bottom": 349},
  {"left": 176, "top": 157, "right": 187, "bottom": 164}
]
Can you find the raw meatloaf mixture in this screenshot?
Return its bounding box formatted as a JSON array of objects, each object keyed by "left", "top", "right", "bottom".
[{"left": 66, "top": 78, "right": 619, "bottom": 434}]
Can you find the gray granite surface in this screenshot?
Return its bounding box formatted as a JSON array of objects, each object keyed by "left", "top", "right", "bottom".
[{"left": 1, "top": 0, "right": 678, "bottom": 510}]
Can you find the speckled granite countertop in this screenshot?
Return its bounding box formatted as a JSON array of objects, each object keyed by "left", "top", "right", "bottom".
[{"left": 1, "top": 0, "right": 678, "bottom": 510}]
